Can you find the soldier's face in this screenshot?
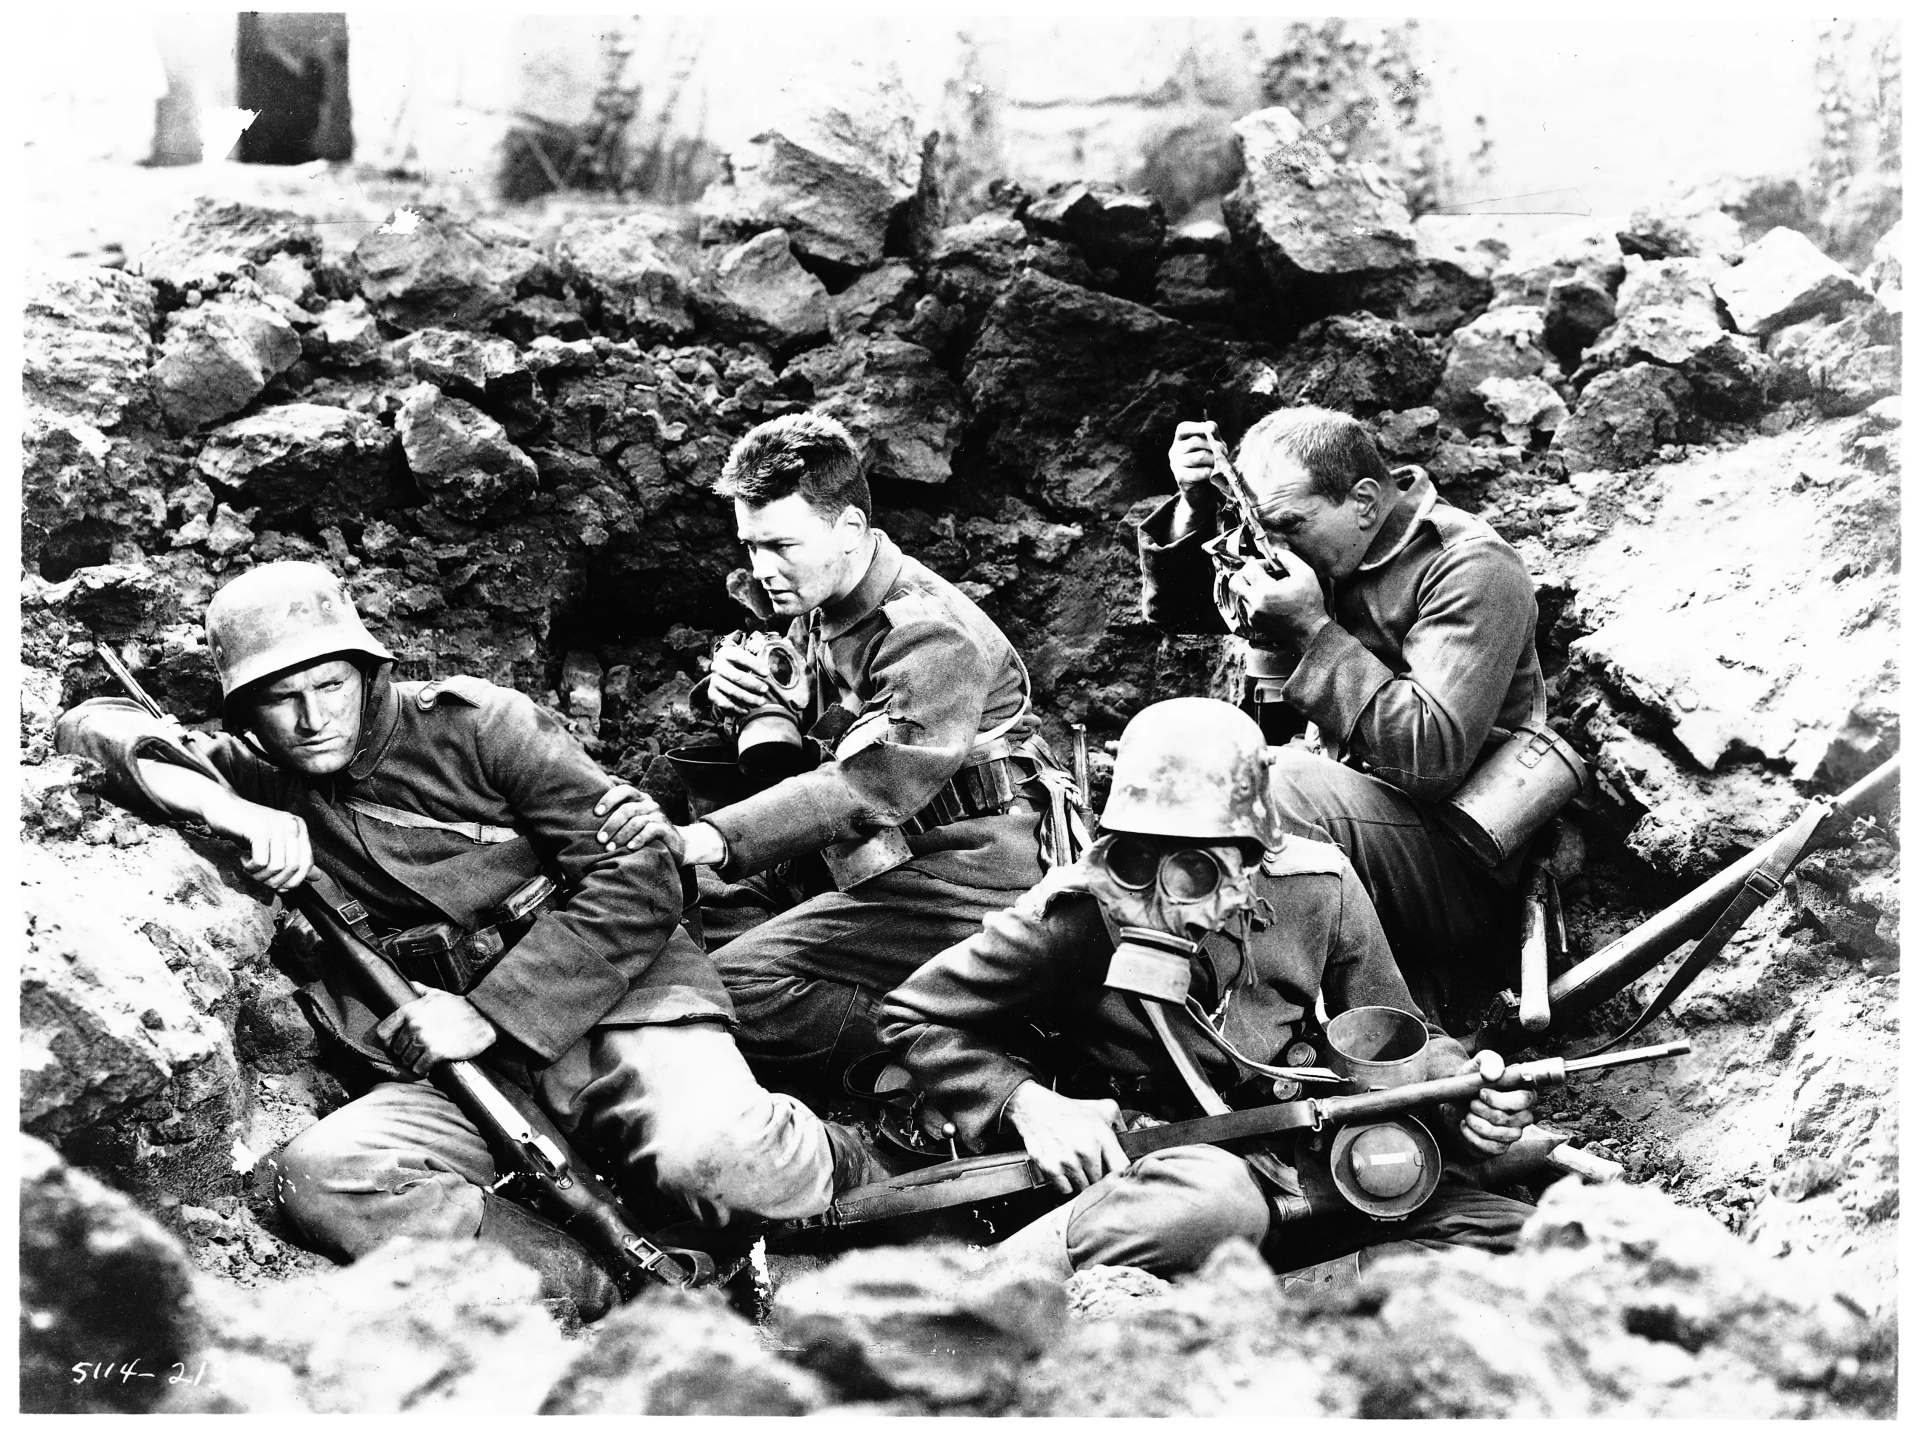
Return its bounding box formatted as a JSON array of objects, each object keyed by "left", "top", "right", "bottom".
[
  {"left": 247, "top": 658, "right": 366, "bottom": 775},
  {"left": 1246, "top": 453, "right": 1378, "bottom": 580},
  {"left": 736, "top": 494, "right": 870, "bottom": 617}
]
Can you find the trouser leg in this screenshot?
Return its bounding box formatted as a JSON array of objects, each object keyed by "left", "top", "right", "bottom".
[
  {"left": 539, "top": 1022, "right": 837, "bottom": 1228},
  {"left": 711, "top": 877, "right": 1020, "bottom": 1093},
  {"left": 1264, "top": 1176, "right": 1535, "bottom": 1285},
  {"left": 995, "top": 1145, "right": 1272, "bottom": 1279},
  {"left": 1268, "top": 749, "right": 1513, "bottom": 997},
  {"left": 270, "top": 1079, "right": 495, "bottom": 1260}
]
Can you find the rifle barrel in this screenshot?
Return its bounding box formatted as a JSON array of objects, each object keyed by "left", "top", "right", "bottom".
[{"left": 1550, "top": 756, "right": 1898, "bottom": 1019}]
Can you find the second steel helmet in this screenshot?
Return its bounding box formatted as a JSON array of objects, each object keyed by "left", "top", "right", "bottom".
[
  {"left": 1100, "top": 697, "right": 1279, "bottom": 850},
  {"left": 205, "top": 561, "right": 394, "bottom": 700}
]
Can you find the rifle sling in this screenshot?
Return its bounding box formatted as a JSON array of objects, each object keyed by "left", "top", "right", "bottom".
[{"left": 1578, "top": 796, "right": 1833, "bottom": 1057}]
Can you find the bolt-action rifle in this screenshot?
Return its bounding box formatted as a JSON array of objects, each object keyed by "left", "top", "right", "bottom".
[
  {"left": 774, "top": 1039, "right": 1687, "bottom": 1241},
  {"left": 94, "top": 644, "right": 714, "bottom": 1292},
  {"left": 1475, "top": 754, "right": 1900, "bottom": 1056}
]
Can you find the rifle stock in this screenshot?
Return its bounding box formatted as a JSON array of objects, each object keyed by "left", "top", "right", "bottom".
[
  {"left": 96, "top": 644, "right": 712, "bottom": 1291},
  {"left": 775, "top": 1041, "right": 1687, "bottom": 1241}
]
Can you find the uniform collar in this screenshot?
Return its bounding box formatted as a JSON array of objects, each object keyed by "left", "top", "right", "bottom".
[
  {"left": 346, "top": 664, "right": 401, "bottom": 781},
  {"left": 817, "top": 531, "right": 902, "bottom": 640},
  {"left": 1356, "top": 466, "right": 1438, "bottom": 573}
]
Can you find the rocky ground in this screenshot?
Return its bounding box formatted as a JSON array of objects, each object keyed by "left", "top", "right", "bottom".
[{"left": 19, "top": 72, "right": 1901, "bottom": 1415}]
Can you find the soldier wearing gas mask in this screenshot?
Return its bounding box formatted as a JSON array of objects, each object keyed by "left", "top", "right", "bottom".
[
  {"left": 877, "top": 698, "right": 1538, "bottom": 1281},
  {"left": 594, "top": 412, "right": 1077, "bottom": 1096}
]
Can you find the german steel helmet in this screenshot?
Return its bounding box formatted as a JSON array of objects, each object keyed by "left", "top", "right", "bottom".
[
  {"left": 205, "top": 561, "right": 394, "bottom": 699},
  {"left": 1100, "top": 697, "right": 1280, "bottom": 849}
]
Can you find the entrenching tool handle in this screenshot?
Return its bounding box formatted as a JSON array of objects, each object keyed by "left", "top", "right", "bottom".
[{"left": 1518, "top": 872, "right": 1552, "bottom": 1032}]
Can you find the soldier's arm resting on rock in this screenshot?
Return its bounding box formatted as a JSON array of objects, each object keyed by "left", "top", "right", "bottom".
[
  {"left": 1316, "top": 857, "right": 1533, "bottom": 1154},
  {"left": 1279, "top": 538, "right": 1538, "bottom": 799},
  {"left": 456, "top": 686, "right": 694, "bottom": 1065},
  {"left": 878, "top": 880, "right": 1125, "bottom": 1192}
]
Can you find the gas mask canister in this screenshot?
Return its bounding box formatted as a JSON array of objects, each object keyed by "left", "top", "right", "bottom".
[{"left": 1085, "top": 832, "right": 1258, "bottom": 1005}]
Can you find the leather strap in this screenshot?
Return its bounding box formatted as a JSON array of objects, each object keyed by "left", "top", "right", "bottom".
[
  {"left": 344, "top": 797, "right": 518, "bottom": 845},
  {"left": 1577, "top": 795, "right": 1834, "bottom": 1057}
]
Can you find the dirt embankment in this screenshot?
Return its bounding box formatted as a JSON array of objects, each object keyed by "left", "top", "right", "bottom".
[{"left": 19, "top": 72, "right": 1900, "bottom": 1416}]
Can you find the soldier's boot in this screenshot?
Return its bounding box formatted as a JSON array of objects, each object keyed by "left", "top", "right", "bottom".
[
  {"left": 476, "top": 1192, "right": 621, "bottom": 1324},
  {"left": 986, "top": 1200, "right": 1076, "bottom": 1280},
  {"left": 822, "top": 1120, "right": 902, "bottom": 1193}
]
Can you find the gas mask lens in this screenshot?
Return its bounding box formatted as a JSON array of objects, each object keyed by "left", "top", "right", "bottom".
[{"left": 1101, "top": 836, "right": 1225, "bottom": 901}]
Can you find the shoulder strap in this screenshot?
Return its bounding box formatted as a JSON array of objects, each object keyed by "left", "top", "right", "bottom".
[
  {"left": 1576, "top": 794, "right": 1834, "bottom": 1056},
  {"left": 343, "top": 797, "right": 518, "bottom": 845}
]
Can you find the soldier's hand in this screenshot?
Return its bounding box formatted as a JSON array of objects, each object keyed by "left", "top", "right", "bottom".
[
  {"left": 1227, "top": 554, "right": 1329, "bottom": 642},
  {"left": 1169, "top": 421, "right": 1223, "bottom": 496},
  {"left": 1449, "top": 1050, "right": 1537, "bottom": 1156},
  {"left": 707, "top": 641, "right": 776, "bottom": 717},
  {"left": 375, "top": 984, "right": 498, "bottom": 1075},
  {"left": 209, "top": 794, "right": 314, "bottom": 891},
  {"left": 1004, "top": 1081, "right": 1131, "bottom": 1195},
  {"left": 593, "top": 783, "right": 665, "bottom": 850}
]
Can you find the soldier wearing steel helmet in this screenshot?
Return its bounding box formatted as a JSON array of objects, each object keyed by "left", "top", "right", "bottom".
[
  {"left": 56, "top": 560, "right": 895, "bottom": 1321},
  {"left": 877, "top": 698, "right": 1539, "bottom": 1281}
]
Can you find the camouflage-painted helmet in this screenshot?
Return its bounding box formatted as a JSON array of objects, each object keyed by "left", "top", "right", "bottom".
[
  {"left": 1100, "top": 697, "right": 1279, "bottom": 850},
  {"left": 205, "top": 561, "right": 394, "bottom": 699}
]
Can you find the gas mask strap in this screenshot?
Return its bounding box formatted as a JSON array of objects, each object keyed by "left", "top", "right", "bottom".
[{"left": 1139, "top": 999, "right": 1233, "bottom": 1118}]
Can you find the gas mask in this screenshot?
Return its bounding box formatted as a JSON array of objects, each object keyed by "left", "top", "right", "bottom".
[{"left": 1084, "top": 832, "right": 1259, "bottom": 1005}]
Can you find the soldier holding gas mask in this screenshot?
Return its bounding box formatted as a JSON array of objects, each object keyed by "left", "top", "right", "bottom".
[
  {"left": 594, "top": 413, "right": 1078, "bottom": 1098},
  {"left": 878, "top": 698, "right": 1538, "bottom": 1281}
]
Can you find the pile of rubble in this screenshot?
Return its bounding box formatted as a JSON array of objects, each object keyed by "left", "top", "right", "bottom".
[{"left": 18, "top": 69, "right": 1901, "bottom": 1413}]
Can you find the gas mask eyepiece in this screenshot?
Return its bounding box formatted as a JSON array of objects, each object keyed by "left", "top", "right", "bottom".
[{"left": 1088, "top": 833, "right": 1258, "bottom": 1003}]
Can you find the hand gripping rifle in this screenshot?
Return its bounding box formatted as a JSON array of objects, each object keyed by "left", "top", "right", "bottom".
[
  {"left": 95, "top": 644, "right": 714, "bottom": 1291},
  {"left": 773, "top": 1039, "right": 1687, "bottom": 1241}
]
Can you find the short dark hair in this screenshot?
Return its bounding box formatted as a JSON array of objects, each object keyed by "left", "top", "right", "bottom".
[
  {"left": 715, "top": 412, "right": 871, "bottom": 519},
  {"left": 1237, "top": 406, "right": 1390, "bottom": 505}
]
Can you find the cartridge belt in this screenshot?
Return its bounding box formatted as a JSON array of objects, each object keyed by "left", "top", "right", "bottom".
[{"left": 904, "top": 755, "right": 1035, "bottom": 834}]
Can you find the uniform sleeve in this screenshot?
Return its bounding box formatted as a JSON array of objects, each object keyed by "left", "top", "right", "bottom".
[
  {"left": 460, "top": 689, "right": 686, "bottom": 1063},
  {"left": 878, "top": 884, "right": 1107, "bottom": 1152},
  {"left": 54, "top": 697, "right": 287, "bottom": 811},
  {"left": 1281, "top": 537, "right": 1537, "bottom": 799},
  {"left": 1136, "top": 493, "right": 1231, "bottom": 635},
  {"left": 1318, "top": 862, "right": 1468, "bottom": 1070},
  {"left": 700, "top": 603, "right": 1000, "bottom": 877}
]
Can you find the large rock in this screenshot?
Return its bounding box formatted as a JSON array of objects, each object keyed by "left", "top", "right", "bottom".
[
  {"left": 1542, "top": 274, "right": 1616, "bottom": 368},
  {"left": 1552, "top": 363, "right": 1690, "bottom": 471},
  {"left": 1711, "top": 227, "right": 1870, "bottom": 336},
  {"left": 541, "top": 1287, "right": 824, "bottom": 1414},
  {"left": 402, "top": 327, "right": 547, "bottom": 436},
  {"left": 1436, "top": 305, "right": 1555, "bottom": 412},
  {"left": 1574, "top": 308, "right": 1773, "bottom": 419},
  {"left": 1023, "top": 181, "right": 1166, "bottom": 285},
  {"left": 1767, "top": 312, "right": 1901, "bottom": 417},
  {"left": 1614, "top": 255, "right": 1725, "bottom": 323},
  {"left": 826, "top": 259, "right": 921, "bottom": 341},
  {"left": 791, "top": 336, "right": 963, "bottom": 484},
  {"left": 351, "top": 207, "right": 546, "bottom": 333},
  {"left": 20, "top": 801, "right": 271, "bottom": 1205},
  {"left": 309, "top": 297, "right": 382, "bottom": 367},
  {"left": 196, "top": 404, "right": 395, "bottom": 530},
  {"left": 1476, "top": 375, "right": 1568, "bottom": 447},
  {"left": 1616, "top": 196, "right": 1745, "bottom": 264},
  {"left": 22, "top": 266, "right": 169, "bottom": 577},
  {"left": 20, "top": 1134, "right": 205, "bottom": 1414},
  {"left": 551, "top": 215, "right": 694, "bottom": 341},
  {"left": 1358, "top": 221, "right": 1497, "bottom": 335},
  {"left": 394, "top": 383, "right": 539, "bottom": 522},
  {"left": 133, "top": 198, "right": 321, "bottom": 303},
  {"left": 198, "top": 1238, "right": 576, "bottom": 1413},
  {"left": 150, "top": 297, "right": 301, "bottom": 432},
  {"left": 1265, "top": 312, "right": 1444, "bottom": 414},
  {"left": 961, "top": 267, "right": 1257, "bottom": 513},
  {"left": 698, "top": 60, "right": 928, "bottom": 272},
  {"left": 1489, "top": 217, "right": 1626, "bottom": 307},
  {"left": 1223, "top": 107, "right": 1419, "bottom": 306},
  {"left": 770, "top": 1246, "right": 1066, "bottom": 1410},
  {"left": 1566, "top": 418, "right": 1899, "bottom": 781},
  {"left": 694, "top": 229, "right": 830, "bottom": 352}
]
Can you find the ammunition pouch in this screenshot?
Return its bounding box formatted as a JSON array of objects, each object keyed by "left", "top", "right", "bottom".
[
  {"left": 381, "top": 874, "right": 559, "bottom": 994},
  {"left": 904, "top": 753, "right": 1028, "bottom": 834}
]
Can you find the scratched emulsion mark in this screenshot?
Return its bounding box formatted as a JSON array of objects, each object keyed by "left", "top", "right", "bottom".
[
  {"left": 378, "top": 207, "right": 423, "bottom": 236},
  {"left": 197, "top": 108, "right": 259, "bottom": 164}
]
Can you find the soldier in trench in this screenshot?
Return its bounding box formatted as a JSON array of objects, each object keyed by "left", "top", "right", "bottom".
[
  {"left": 1139, "top": 405, "right": 1560, "bottom": 1008},
  {"left": 877, "top": 697, "right": 1540, "bottom": 1281},
  {"left": 55, "top": 560, "right": 896, "bottom": 1321},
  {"left": 591, "top": 411, "right": 1079, "bottom": 1100}
]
